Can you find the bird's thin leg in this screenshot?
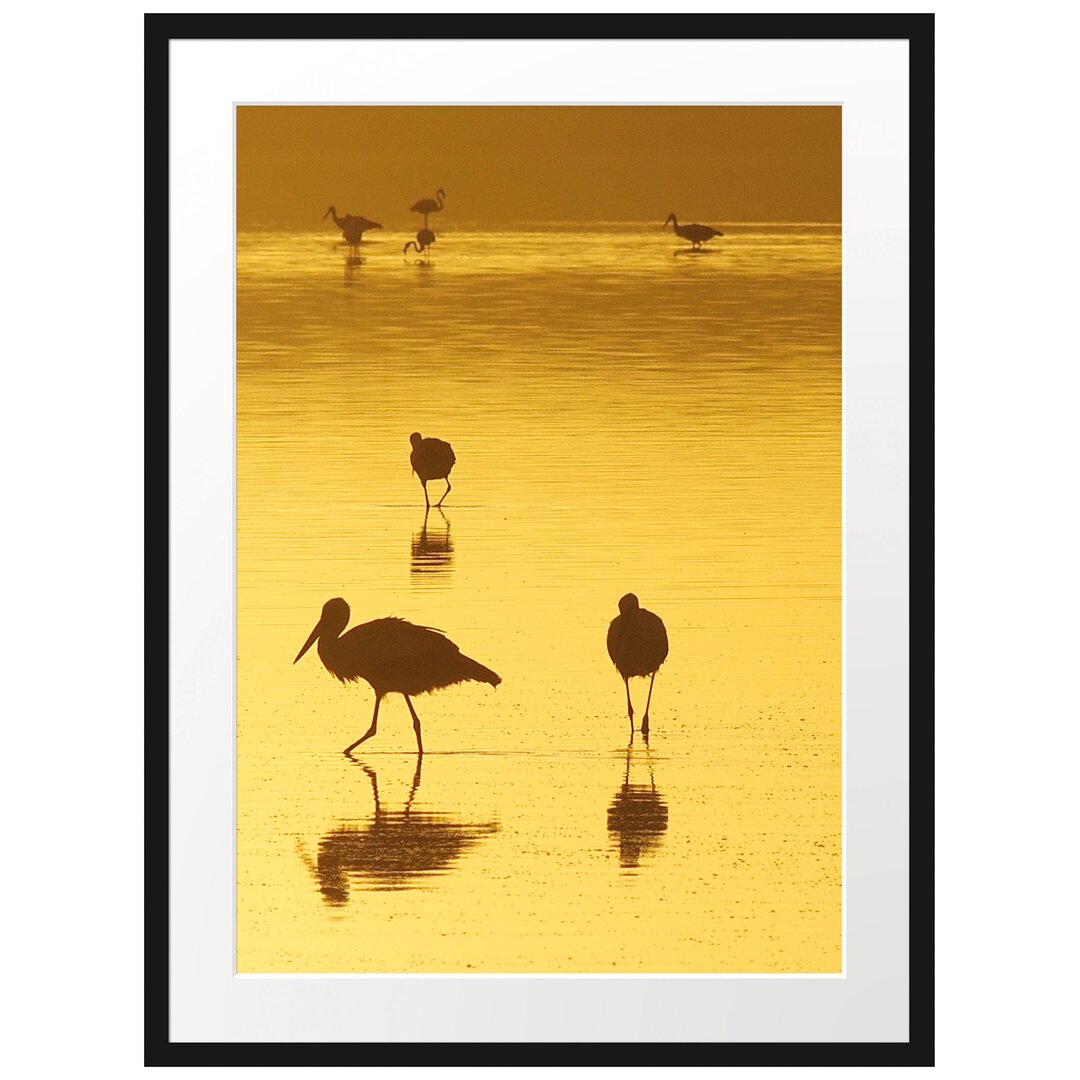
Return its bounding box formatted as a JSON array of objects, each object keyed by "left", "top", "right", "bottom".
[
  {"left": 641, "top": 672, "right": 657, "bottom": 737},
  {"left": 625, "top": 678, "right": 634, "bottom": 733},
  {"left": 436, "top": 478, "right": 451, "bottom": 508},
  {"left": 344, "top": 695, "right": 381, "bottom": 755},
  {"left": 421, "top": 479, "right": 430, "bottom": 510},
  {"left": 403, "top": 695, "right": 425, "bottom": 756}
]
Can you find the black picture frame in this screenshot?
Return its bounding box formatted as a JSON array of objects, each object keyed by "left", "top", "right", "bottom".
[{"left": 146, "top": 13, "right": 933, "bottom": 1067}]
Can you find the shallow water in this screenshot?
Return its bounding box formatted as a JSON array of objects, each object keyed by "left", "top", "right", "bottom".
[{"left": 236, "top": 223, "right": 841, "bottom": 973}]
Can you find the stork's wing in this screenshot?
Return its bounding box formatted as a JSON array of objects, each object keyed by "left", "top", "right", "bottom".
[
  {"left": 429, "top": 438, "right": 456, "bottom": 466},
  {"left": 606, "top": 615, "right": 622, "bottom": 666},
  {"left": 341, "top": 617, "right": 458, "bottom": 668},
  {"left": 643, "top": 610, "right": 670, "bottom": 664}
]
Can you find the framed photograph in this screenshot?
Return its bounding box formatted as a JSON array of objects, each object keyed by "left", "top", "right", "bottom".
[{"left": 148, "top": 14, "right": 932, "bottom": 1066}]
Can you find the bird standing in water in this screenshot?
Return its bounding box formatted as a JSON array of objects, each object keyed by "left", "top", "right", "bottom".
[
  {"left": 663, "top": 213, "right": 723, "bottom": 251},
  {"left": 323, "top": 207, "right": 382, "bottom": 252},
  {"left": 607, "top": 593, "right": 669, "bottom": 739},
  {"left": 294, "top": 598, "right": 501, "bottom": 755},
  {"left": 404, "top": 227, "right": 436, "bottom": 262},
  {"left": 409, "top": 432, "right": 456, "bottom": 509},
  {"left": 410, "top": 188, "right": 445, "bottom": 227}
]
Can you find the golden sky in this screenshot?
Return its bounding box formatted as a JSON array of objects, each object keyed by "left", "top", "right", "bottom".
[{"left": 237, "top": 106, "right": 840, "bottom": 228}]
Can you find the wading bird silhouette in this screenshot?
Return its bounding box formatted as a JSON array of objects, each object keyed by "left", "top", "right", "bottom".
[
  {"left": 404, "top": 227, "right": 436, "bottom": 262},
  {"left": 323, "top": 206, "right": 382, "bottom": 253},
  {"left": 299, "top": 759, "right": 498, "bottom": 903},
  {"left": 409, "top": 432, "right": 456, "bottom": 509},
  {"left": 663, "top": 213, "right": 723, "bottom": 251},
  {"left": 294, "top": 597, "right": 500, "bottom": 755},
  {"left": 607, "top": 593, "right": 669, "bottom": 740},
  {"left": 410, "top": 188, "right": 445, "bottom": 227}
]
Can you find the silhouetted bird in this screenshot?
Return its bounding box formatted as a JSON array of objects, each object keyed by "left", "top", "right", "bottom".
[
  {"left": 323, "top": 206, "right": 381, "bottom": 252},
  {"left": 607, "top": 749, "right": 668, "bottom": 869},
  {"left": 303, "top": 760, "right": 498, "bottom": 903},
  {"left": 410, "top": 188, "right": 445, "bottom": 226},
  {"left": 607, "top": 593, "right": 669, "bottom": 738},
  {"left": 294, "top": 597, "right": 500, "bottom": 755},
  {"left": 409, "top": 432, "right": 456, "bottom": 509},
  {"left": 663, "top": 213, "right": 723, "bottom": 250},
  {"left": 404, "top": 227, "right": 436, "bottom": 261}
]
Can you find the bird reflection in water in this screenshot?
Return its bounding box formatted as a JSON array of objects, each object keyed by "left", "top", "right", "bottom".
[
  {"left": 304, "top": 758, "right": 498, "bottom": 903},
  {"left": 411, "top": 508, "right": 453, "bottom": 579},
  {"left": 343, "top": 256, "right": 365, "bottom": 283},
  {"left": 606, "top": 748, "right": 668, "bottom": 871}
]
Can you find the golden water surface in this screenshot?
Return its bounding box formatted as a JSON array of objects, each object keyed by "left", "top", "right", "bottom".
[{"left": 236, "top": 224, "right": 841, "bottom": 972}]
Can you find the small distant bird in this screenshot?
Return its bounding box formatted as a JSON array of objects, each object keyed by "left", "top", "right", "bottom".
[
  {"left": 607, "top": 593, "right": 669, "bottom": 738},
  {"left": 404, "top": 227, "right": 436, "bottom": 261},
  {"left": 410, "top": 188, "right": 445, "bottom": 226},
  {"left": 323, "top": 206, "right": 382, "bottom": 251},
  {"left": 663, "top": 213, "right": 723, "bottom": 250},
  {"left": 409, "top": 432, "right": 456, "bottom": 509},
  {"left": 295, "top": 597, "right": 501, "bottom": 755}
]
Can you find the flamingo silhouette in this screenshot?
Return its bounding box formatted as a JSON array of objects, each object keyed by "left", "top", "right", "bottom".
[
  {"left": 663, "top": 213, "right": 723, "bottom": 251},
  {"left": 294, "top": 597, "right": 500, "bottom": 755},
  {"left": 323, "top": 206, "right": 381, "bottom": 253},
  {"left": 404, "top": 227, "right": 436, "bottom": 262},
  {"left": 606, "top": 593, "right": 669, "bottom": 739},
  {"left": 409, "top": 432, "right": 455, "bottom": 509},
  {"left": 410, "top": 189, "right": 445, "bottom": 227}
]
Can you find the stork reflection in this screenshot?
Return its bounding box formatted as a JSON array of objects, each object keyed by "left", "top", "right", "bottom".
[
  {"left": 606, "top": 748, "right": 668, "bottom": 870},
  {"left": 411, "top": 508, "right": 453, "bottom": 578},
  {"left": 303, "top": 758, "right": 497, "bottom": 903}
]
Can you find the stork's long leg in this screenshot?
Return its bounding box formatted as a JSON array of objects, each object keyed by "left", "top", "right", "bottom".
[
  {"left": 421, "top": 478, "right": 430, "bottom": 509},
  {"left": 403, "top": 695, "right": 425, "bottom": 755},
  {"left": 625, "top": 678, "right": 634, "bottom": 729},
  {"left": 641, "top": 672, "right": 658, "bottom": 737},
  {"left": 344, "top": 695, "right": 381, "bottom": 755},
  {"left": 435, "top": 478, "right": 451, "bottom": 508}
]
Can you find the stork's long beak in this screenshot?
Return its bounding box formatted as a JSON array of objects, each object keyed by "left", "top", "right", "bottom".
[
  {"left": 294, "top": 621, "right": 321, "bottom": 664},
  {"left": 322, "top": 208, "right": 332, "bottom": 220}
]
